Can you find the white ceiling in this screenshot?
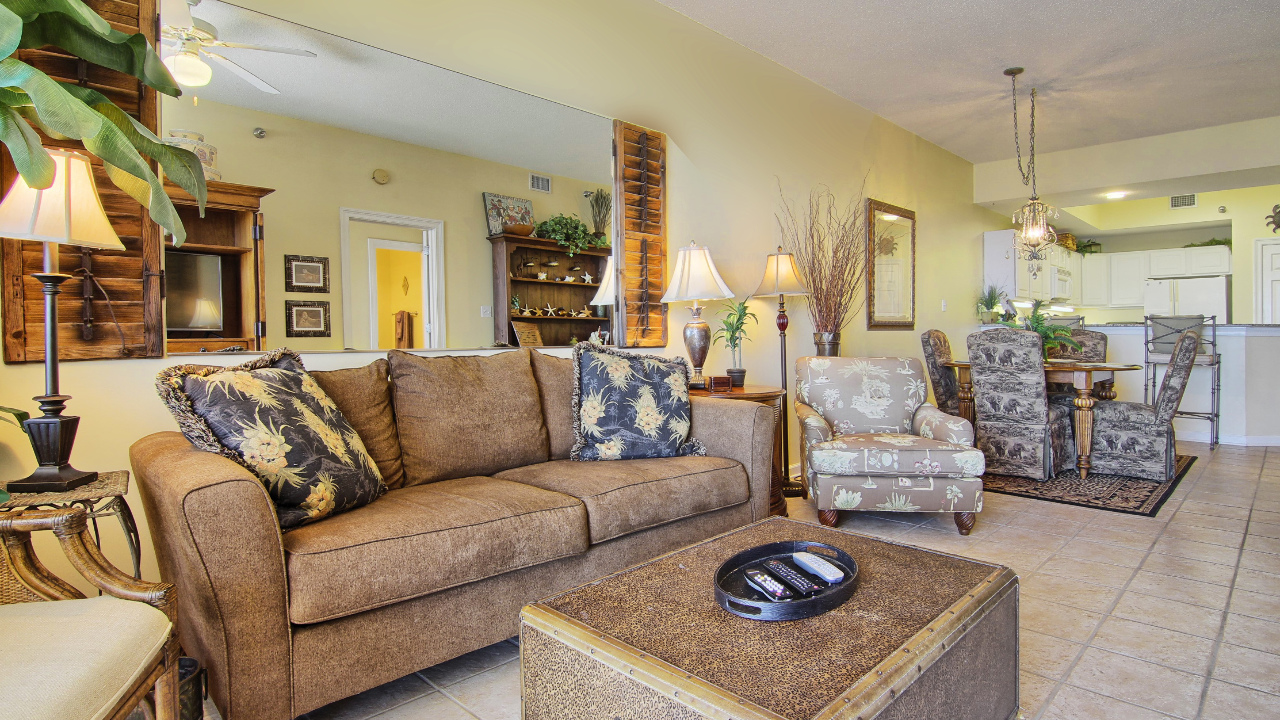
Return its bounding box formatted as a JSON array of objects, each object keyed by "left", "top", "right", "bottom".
[
  {"left": 170, "top": 1, "right": 612, "bottom": 184},
  {"left": 656, "top": 0, "right": 1280, "bottom": 163}
]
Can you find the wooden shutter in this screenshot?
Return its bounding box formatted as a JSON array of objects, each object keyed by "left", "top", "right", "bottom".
[
  {"left": 1, "top": 0, "right": 163, "bottom": 363},
  {"left": 612, "top": 120, "right": 668, "bottom": 347}
]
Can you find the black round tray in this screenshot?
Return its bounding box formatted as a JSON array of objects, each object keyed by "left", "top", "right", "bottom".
[{"left": 714, "top": 540, "right": 859, "bottom": 621}]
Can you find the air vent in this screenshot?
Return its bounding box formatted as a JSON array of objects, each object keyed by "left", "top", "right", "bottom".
[
  {"left": 1170, "top": 194, "right": 1197, "bottom": 209},
  {"left": 529, "top": 173, "right": 552, "bottom": 194}
]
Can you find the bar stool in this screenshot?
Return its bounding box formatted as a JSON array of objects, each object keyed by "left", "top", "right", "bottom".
[{"left": 1144, "top": 315, "right": 1220, "bottom": 448}]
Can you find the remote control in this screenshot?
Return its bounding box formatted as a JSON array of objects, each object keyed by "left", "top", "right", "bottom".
[
  {"left": 743, "top": 568, "right": 794, "bottom": 601},
  {"left": 793, "top": 551, "right": 844, "bottom": 583},
  {"left": 763, "top": 559, "right": 823, "bottom": 595}
]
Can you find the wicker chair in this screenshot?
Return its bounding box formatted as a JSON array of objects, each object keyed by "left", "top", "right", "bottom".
[
  {"left": 920, "top": 330, "right": 961, "bottom": 416},
  {"left": 0, "top": 507, "right": 179, "bottom": 720}
]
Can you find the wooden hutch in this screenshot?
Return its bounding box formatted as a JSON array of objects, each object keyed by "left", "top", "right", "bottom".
[
  {"left": 164, "top": 180, "right": 274, "bottom": 353},
  {"left": 490, "top": 234, "right": 612, "bottom": 347}
]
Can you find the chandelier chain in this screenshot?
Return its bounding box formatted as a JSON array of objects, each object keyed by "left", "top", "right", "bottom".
[{"left": 1011, "top": 74, "right": 1037, "bottom": 197}]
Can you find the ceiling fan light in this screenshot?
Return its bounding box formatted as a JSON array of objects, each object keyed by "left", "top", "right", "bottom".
[{"left": 164, "top": 51, "right": 212, "bottom": 87}]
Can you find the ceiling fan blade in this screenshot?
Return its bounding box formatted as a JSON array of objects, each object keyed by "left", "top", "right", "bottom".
[
  {"left": 203, "top": 51, "right": 280, "bottom": 94},
  {"left": 160, "top": 0, "right": 193, "bottom": 29},
  {"left": 207, "top": 40, "right": 316, "bottom": 58}
]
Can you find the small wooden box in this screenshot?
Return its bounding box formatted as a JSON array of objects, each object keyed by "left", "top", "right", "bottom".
[{"left": 707, "top": 375, "right": 732, "bottom": 392}]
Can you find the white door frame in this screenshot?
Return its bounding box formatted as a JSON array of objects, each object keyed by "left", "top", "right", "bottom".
[
  {"left": 1255, "top": 238, "right": 1280, "bottom": 324},
  {"left": 340, "top": 208, "right": 445, "bottom": 349},
  {"left": 367, "top": 238, "right": 431, "bottom": 349}
]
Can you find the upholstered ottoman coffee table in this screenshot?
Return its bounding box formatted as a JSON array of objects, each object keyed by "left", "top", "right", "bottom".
[{"left": 520, "top": 517, "right": 1018, "bottom": 720}]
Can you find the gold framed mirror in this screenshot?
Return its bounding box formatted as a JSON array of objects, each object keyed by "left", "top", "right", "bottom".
[{"left": 866, "top": 199, "right": 916, "bottom": 330}]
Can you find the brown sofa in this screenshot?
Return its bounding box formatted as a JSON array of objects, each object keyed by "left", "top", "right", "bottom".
[{"left": 130, "top": 349, "right": 775, "bottom": 719}]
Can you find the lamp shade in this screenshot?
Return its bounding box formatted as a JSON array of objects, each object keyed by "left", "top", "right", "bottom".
[
  {"left": 752, "top": 246, "right": 808, "bottom": 297},
  {"left": 590, "top": 256, "right": 616, "bottom": 306},
  {"left": 0, "top": 150, "right": 124, "bottom": 250},
  {"left": 660, "top": 243, "right": 733, "bottom": 303},
  {"left": 189, "top": 297, "right": 223, "bottom": 330}
]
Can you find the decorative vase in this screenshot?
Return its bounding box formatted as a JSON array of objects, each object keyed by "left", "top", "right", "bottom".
[
  {"left": 164, "top": 129, "right": 221, "bottom": 181},
  {"left": 726, "top": 368, "right": 747, "bottom": 387},
  {"left": 813, "top": 332, "right": 841, "bottom": 357}
]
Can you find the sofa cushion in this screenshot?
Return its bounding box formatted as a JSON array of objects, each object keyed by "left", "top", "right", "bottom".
[
  {"left": 155, "top": 348, "right": 386, "bottom": 529},
  {"left": 311, "top": 359, "right": 405, "bottom": 489},
  {"left": 282, "top": 477, "right": 588, "bottom": 624},
  {"left": 495, "top": 456, "right": 748, "bottom": 543},
  {"left": 389, "top": 349, "right": 549, "bottom": 484},
  {"left": 808, "top": 434, "right": 986, "bottom": 478},
  {"left": 530, "top": 351, "right": 575, "bottom": 460}
]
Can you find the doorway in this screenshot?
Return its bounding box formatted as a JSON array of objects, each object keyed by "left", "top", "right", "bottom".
[
  {"left": 368, "top": 239, "right": 427, "bottom": 349},
  {"left": 1257, "top": 239, "right": 1280, "bottom": 323},
  {"left": 339, "top": 208, "right": 445, "bottom": 349}
]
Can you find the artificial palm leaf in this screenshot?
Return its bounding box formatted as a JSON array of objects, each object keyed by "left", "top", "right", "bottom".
[
  {"left": 0, "top": 102, "right": 51, "bottom": 184},
  {"left": 18, "top": 12, "right": 180, "bottom": 96},
  {"left": 0, "top": 3, "right": 20, "bottom": 57}
]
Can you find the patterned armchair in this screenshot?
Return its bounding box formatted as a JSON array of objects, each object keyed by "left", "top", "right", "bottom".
[
  {"left": 796, "top": 357, "right": 985, "bottom": 535},
  {"left": 967, "top": 328, "right": 1077, "bottom": 481},
  {"left": 1090, "top": 330, "right": 1198, "bottom": 481},
  {"left": 920, "top": 330, "right": 961, "bottom": 416}
]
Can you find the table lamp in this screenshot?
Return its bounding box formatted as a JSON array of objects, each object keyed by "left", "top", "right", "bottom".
[
  {"left": 752, "top": 246, "right": 809, "bottom": 496},
  {"left": 0, "top": 149, "right": 125, "bottom": 492},
  {"left": 589, "top": 255, "right": 616, "bottom": 344},
  {"left": 661, "top": 243, "right": 733, "bottom": 389}
]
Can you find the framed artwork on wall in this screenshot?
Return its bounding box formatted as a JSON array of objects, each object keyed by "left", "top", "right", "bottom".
[
  {"left": 482, "top": 192, "right": 534, "bottom": 236},
  {"left": 286, "top": 300, "right": 331, "bottom": 337},
  {"left": 285, "top": 255, "right": 330, "bottom": 293},
  {"left": 866, "top": 199, "right": 917, "bottom": 330}
]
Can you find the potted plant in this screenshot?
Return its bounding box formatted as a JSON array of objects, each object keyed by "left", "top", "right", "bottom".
[
  {"left": 713, "top": 300, "right": 757, "bottom": 386},
  {"left": 777, "top": 185, "right": 869, "bottom": 356},
  {"left": 976, "top": 285, "right": 1004, "bottom": 324},
  {"left": 535, "top": 214, "right": 595, "bottom": 256},
  {"left": 1000, "top": 300, "right": 1081, "bottom": 358}
]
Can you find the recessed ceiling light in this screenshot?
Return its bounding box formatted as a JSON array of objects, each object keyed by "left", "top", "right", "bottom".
[{"left": 1104, "top": 191, "right": 1128, "bottom": 200}]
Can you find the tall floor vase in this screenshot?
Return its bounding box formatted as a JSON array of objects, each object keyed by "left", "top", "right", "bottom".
[{"left": 813, "top": 332, "right": 841, "bottom": 357}]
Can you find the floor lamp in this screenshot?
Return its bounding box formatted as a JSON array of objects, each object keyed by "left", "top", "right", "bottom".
[
  {"left": 752, "top": 247, "right": 809, "bottom": 496},
  {"left": 0, "top": 150, "right": 126, "bottom": 492}
]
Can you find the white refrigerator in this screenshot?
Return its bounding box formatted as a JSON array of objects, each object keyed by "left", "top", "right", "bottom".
[{"left": 1143, "top": 276, "right": 1230, "bottom": 320}]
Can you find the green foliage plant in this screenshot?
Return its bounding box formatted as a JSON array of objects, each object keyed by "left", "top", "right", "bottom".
[
  {"left": 1183, "top": 237, "right": 1231, "bottom": 249},
  {"left": 1000, "top": 300, "right": 1081, "bottom": 358},
  {"left": 0, "top": 0, "right": 206, "bottom": 243},
  {"left": 712, "top": 300, "right": 757, "bottom": 369},
  {"left": 976, "top": 284, "right": 1003, "bottom": 316},
  {"left": 587, "top": 187, "right": 610, "bottom": 241},
  {"left": 535, "top": 213, "right": 594, "bottom": 256}
]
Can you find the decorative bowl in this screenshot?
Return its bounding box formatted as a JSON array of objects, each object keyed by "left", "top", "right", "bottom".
[{"left": 503, "top": 223, "right": 535, "bottom": 236}]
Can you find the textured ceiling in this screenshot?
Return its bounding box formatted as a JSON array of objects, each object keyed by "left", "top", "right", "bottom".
[
  {"left": 656, "top": 0, "right": 1280, "bottom": 163},
  {"left": 170, "top": 1, "right": 612, "bottom": 184}
]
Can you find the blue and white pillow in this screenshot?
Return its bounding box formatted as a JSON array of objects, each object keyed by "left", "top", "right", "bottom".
[{"left": 571, "top": 344, "right": 705, "bottom": 461}]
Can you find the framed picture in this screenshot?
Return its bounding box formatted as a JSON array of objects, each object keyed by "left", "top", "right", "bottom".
[
  {"left": 285, "top": 300, "right": 331, "bottom": 337},
  {"left": 285, "top": 255, "right": 330, "bottom": 293},
  {"left": 865, "top": 199, "right": 917, "bottom": 330},
  {"left": 509, "top": 320, "right": 544, "bottom": 347},
  {"left": 482, "top": 192, "right": 534, "bottom": 236}
]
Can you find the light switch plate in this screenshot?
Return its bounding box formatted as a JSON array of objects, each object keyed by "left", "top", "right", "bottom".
[{"left": 480, "top": 306, "right": 492, "bottom": 318}]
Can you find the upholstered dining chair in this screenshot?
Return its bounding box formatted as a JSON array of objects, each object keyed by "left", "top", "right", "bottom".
[
  {"left": 795, "top": 356, "right": 986, "bottom": 535},
  {"left": 0, "top": 507, "right": 179, "bottom": 720},
  {"left": 967, "top": 328, "right": 1076, "bottom": 481},
  {"left": 1047, "top": 328, "right": 1109, "bottom": 397},
  {"left": 1088, "top": 330, "right": 1199, "bottom": 481},
  {"left": 920, "top": 329, "right": 961, "bottom": 416}
]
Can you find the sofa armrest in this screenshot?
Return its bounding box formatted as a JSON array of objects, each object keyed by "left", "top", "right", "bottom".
[
  {"left": 690, "top": 396, "right": 775, "bottom": 522},
  {"left": 131, "top": 432, "right": 293, "bottom": 720},
  {"left": 912, "top": 403, "right": 975, "bottom": 446}
]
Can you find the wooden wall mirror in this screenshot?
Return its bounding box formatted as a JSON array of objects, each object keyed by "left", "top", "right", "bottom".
[{"left": 866, "top": 199, "right": 916, "bottom": 330}]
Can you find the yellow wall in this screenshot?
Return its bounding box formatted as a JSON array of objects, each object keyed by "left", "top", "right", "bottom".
[
  {"left": 375, "top": 248, "right": 425, "bottom": 348},
  {"left": 161, "top": 96, "right": 603, "bottom": 349}
]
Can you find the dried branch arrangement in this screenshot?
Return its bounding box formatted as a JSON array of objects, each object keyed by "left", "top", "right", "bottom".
[{"left": 777, "top": 185, "right": 869, "bottom": 333}]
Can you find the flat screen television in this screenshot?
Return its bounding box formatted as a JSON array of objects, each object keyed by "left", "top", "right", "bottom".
[{"left": 166, "top": 252, "right": 224, "bottom": 331}]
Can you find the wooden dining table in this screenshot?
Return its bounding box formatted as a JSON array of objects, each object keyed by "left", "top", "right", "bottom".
[{"left": 944, "top": 359, "right": 1143, "bottom": 479}]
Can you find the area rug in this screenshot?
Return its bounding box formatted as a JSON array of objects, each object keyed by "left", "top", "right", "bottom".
[{"left": 981, "top": 455, "right": 1196, "bottom": 517}]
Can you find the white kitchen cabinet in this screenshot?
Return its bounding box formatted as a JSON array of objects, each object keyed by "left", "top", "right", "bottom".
[
  {"left": 1108, "top": 251, "right": 1149, "bottom": 307},
  {"left": 1081, "top": 254, "right": 1110, "bottom": 307},
  {"left": 1070, "top": 252, "right": 1083, "bottom": 306},
  {"left": 1187, "top": 246, "right": 1232, "bottom": 275},
  {"left": 1148, "top": 249, "right": 1188, "bottom": 277}
]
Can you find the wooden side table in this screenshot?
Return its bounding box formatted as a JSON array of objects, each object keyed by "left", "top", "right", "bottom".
[
  {"left": 0, "top": 470, "right": 142, "bottom": 578},
  {"left": 690, "top": 384, "right": 786, "bottom": 517}
]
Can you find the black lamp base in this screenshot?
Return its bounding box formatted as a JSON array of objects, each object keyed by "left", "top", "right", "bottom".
[{"left": 8, "top": 413, "right": 97, "bottom": 493}]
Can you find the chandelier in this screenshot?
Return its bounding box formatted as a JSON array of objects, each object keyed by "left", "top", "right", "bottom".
[{"left": 1005, "top": 67, "right": 1057, "bottom": 278}]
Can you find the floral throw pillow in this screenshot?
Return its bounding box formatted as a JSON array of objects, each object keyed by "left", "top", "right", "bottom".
[
  {"left": 571, "top": 343, "right": 705, "bottom": 461},
  {"left": 156, "top": 348, "right": 386, "bottom": 529}
]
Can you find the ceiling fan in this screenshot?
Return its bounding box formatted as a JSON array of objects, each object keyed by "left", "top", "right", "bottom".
[{"left": 160, "top": 0, "right": 315, "bottom": 94}]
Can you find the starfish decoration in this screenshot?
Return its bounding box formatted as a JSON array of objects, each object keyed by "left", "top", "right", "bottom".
[
  {"left": 581, "top": 272, "right": 594, "bottom": 283},
  {"left": 1267, "top": 204, "right": 1280, "bottom": 234},
  {"left": 545, "top": 303, "right": 558, "bottom": 317}
]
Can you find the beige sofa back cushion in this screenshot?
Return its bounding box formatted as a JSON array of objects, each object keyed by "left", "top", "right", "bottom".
[
  {"left": 311, "top": 359, "right": 406, "bottom": 490},
  {"left": 389, "top": 349, "right": 550, "bottom": 484},
  {"left": 530, "top": 351, "right": 575, "bottom": 460}
]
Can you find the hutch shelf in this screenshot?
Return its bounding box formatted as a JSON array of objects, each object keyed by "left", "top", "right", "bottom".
[{"left": 490, "top": 234, "right": 612, "bottom": 347}]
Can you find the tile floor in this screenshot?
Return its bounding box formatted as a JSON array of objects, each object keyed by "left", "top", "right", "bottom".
[{"left": 204, "top": 442, "right": 1280, "bottom": 719}]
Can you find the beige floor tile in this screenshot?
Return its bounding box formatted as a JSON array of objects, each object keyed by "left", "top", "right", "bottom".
[
  {"left": 987, "top": 525, "right": 1073, "bottom": 553},
  {"left": 1091, "top": 616, "right": 1216, "bottom": 675},
  {"left": 1020, "top": 596, "right": 1105, "bottom": 644},
  {"left": 1020, "top": 573, "right": 1121, "bottom": 614},
  {"left": 1111, "top": 592, "right": 1224, "bottom": 639},
  {"left": 1037, "top": 556, "right": 1136, "bottom": 588},
  {"left": 1212, "top": 643, "right": 1280, "bottom": 696},
  {"left": 1006, "top": 513, "right": 1088, "bottom": 537},
  {"left": 420, "top": 641, "right": 519, "bottom": 687},
  {"left": 897, "top": 527, "right": 984, "bottom": 555},
  {"left": 1241, "top": 549, "right": 1280, "bottom": 574},
  {"left": 834, "top": 514, "right": 915, "bottom": 538},
  {"left": 1248, "top": 521, "right": 1280, "bottom": 539},
  {"left": 1139, "top": 553, "right": 1237, "bottom": 586},
  {"left": 1040, "top": 685, "right": 1176, "bottom": 720},
  {"left": 1019, "top": 671, "right": 1057, "bottom": 718},
  {"left": 1087, "top": 513, "right": 1168, "bottom": 535},
  {"left": 1076, "top": 525, "right": 1159, "bottom": 551},
  {"left": 305, "top": 674, "right": 435, "bottom": 720},
  {"left": 1055, "top": 538, "right": 1147, "bottom": 568},
  {"left": 960, "top": 541, "right": 1052, "bottom": 576},
  {"left": 1233, "top": 568, "right": 1280, "bottom": 597},
  {"left": 1018, "top": 501, "right": 1100, "bottom": 524},
  {"left": 1200, "top": 680, "right": 1280, "bottom": 720},
  {"left": 1127, "top": 571, "right": 1232, "bottom": 609},
  {"left": 1173, "top": 511, "right": 1250, "bottom": 533},
  {"left": 443, "top": 659, "right": 521, "bottom": 720},
  {"left": 1162, "top": 523, "right": 1245, "bottom": 548},
  {"left": 1021, "top": 630, "right": 1083, "bottom": 680},
  {"left": 1176, "top": 501, "right": 1252, "bottom": 521},
  {"left": 1151, "top": 536, "right": 1241, "bottom": 566},
  {"left": 1185, "top": 491, "right": 1254, "bottom": 509},
  {"left": 1065, "top": 647, "right": 1203, "bottom": 719},
  {"left": 1230, "top": 588, "right": 1280, "bottom": 623},
  {"left": 373, "top": 691, "right": 478, "bottom": 720},
  {"left": 1221, "top": 613, "right": 1280, "bottom": 655},
  {"left": 1250, "top": 510, "right": 1280, "bottom": 525},
  {"left": 1245, "top": 534, "right": 1280, "bottom": 555},
  {"left": 1254, "top": 500, "right": 1280, "bottom": 513}
]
